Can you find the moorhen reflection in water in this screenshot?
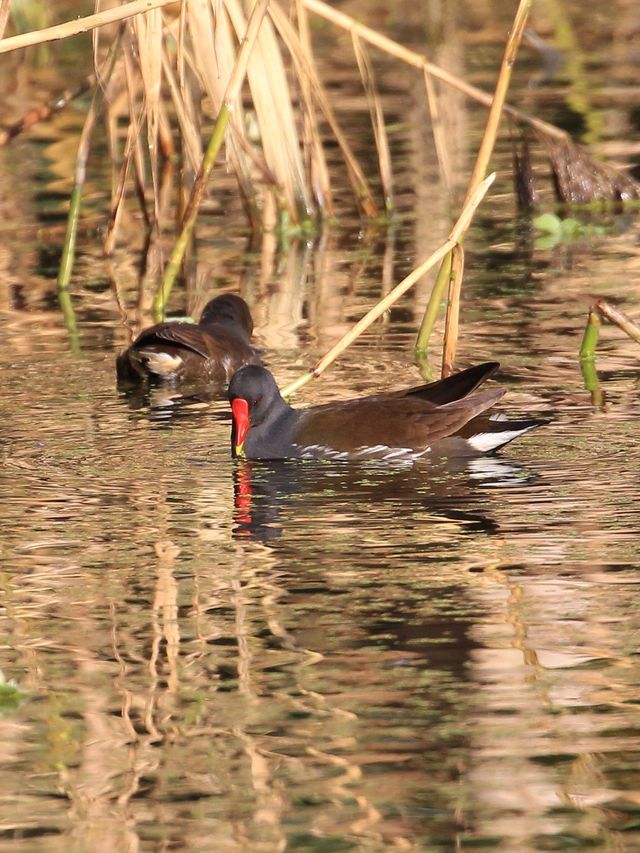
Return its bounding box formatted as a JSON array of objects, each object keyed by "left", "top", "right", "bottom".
[
  {"left": 230, "top": 455, "right": 535, "bottom": 542},
  {"left": 228, "top": 363, "right": 544, "bottom": 461},
  {"left": 117, "top": 293, "right": 260, "bottom": 389}
]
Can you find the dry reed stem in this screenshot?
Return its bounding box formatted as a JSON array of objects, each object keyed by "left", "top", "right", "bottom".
[
  {"left": 293, "top": 0, "right": 333, "bottom": 213},
  {"left": 123, "top": 44, "right": 152, "bottom": 228},
  {"left": 594, "top": 300, "right": 640, "bottom": 345},
  {"left": 422, "top": 67, "right": 452, "bottom": 195},
  {"left": 352, "top": 33, "right": 393, "bottom": 210},
  {"left": 301, "top": 0, "right": 567, "bottom": 143},
  {"left": 280, "top": 173, "right": 495, "bottom": 398},
  {"left": 0, "top": 0, "right": 10, "bottom": 41},
  {"left": 441, "top": 244, "right": 464, "bottom": 378},
  {"left": 0, "top": 75, "right": 96, "bottom": 146},
  {"left": 464, "top": 0, "right": 531, "bottom": 203},
  {"left": 160, "top": 47, "right": 202, "bottom": 175},
  {"left": 104, "top": 122, "right": 136, "bottom": 256},
  {"left": 0, "top": 0, "right": 178, "bottom": 54}
]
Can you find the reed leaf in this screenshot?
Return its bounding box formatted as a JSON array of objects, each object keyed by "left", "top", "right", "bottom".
[
  {"left": 225, "top": 0, "right": 312, "bottom": 220},
  {"left": 186, "top": 0, "right": 257, "bottom": 218},
  {"left": 131, "top": 6, "right": 164, "bottom": 224}
]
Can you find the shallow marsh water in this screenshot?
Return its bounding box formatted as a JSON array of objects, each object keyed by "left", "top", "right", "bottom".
[{"left": 2, "top": 1, "right": 640, "bottom": 850}]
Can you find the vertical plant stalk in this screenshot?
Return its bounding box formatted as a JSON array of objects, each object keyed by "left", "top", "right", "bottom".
[
  {"left": 414, "top": 254, "right": 451, "bottom": 355},
  {"left": 441, "top": 243, "right": 465, "bottom": 377},
  {"left": 578, "top": 300, "right": 640, "bottom": 407},
  {"left": 579, "top": 308, "right": 601, "bottom": 360},
  {"left": 293, "top": 0, "right": 333, "bottom": 213},
  {"left": 423, "top": 67, "right": 452, "bottom": 195},
  {"left": 57, "top": 107, "right": 99, "bottom": 294},
  {"left": 57, "top": 41, "right": 121, "bottom": 351},
  {"left": 415, "top": 0, "right": 531, "bottom": 361},
  {"left": 352, "top": 32, "right": 393, "bottom": 211},
  {"left": 154, "top": 0, "right": 271, "bottom": 319},
  {"left": 281, "top": 173, "right": 495, "bottom": 398},
  {"left": 58, "top": 42, "right": 121, "bottom": 292},
  {"left": 463, "top": 0, "right": 531, "bottom": 206},
  {"left": 0, "top": 0, "right": 10, "bottom": 40},
  {"left": 104, "top": 121, "right": 136, "bottom": 256}
]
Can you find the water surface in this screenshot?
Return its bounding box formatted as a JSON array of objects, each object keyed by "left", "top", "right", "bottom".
[{"left": 2, "top": 1, "right": 640, "bottom": 850}]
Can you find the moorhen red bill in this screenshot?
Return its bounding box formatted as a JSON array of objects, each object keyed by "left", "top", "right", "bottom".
[
  {"left": 228, "top": 362, "right": 543, "bottom": 461},
  {"left": 117, "top": 293, "right": 260, "bottom": 385}
]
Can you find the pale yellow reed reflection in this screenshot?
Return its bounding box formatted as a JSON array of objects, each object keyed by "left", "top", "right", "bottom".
[{"left": 464, "top": 558, "right": 640, "bottom": 847}]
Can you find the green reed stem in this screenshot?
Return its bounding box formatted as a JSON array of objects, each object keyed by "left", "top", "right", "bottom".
[
  {"left": 414, "top": 251, "right": 452, "bottom": 355},
  {"left": 579, "top": 308, "right": 601, "bottom": 360}
]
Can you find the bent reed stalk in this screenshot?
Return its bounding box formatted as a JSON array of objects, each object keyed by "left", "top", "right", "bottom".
[
  {"left": 280, "top": 173, "right": 495, "bottom": 398},
  {"left": 416, "top": 0, "right": 531, "bottom": 368}
]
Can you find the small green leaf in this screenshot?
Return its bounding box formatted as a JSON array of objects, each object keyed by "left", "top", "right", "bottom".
[{"left": 533, "top": 212, "right": 562, "bottom": 235}]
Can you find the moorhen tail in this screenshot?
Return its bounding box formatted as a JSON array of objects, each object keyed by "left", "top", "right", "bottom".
[
  {"left": 117, "top": 293, "right": 260, "bottom": 386},
  {"left": 228, "top": 363, "right": 543, "bottom": 461}
]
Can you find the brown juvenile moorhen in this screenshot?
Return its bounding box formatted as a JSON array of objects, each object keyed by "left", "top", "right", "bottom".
[
  {"left": 117, "top": 293, "right": 260, "bottom": 385},
  {"left": 228, "top": 362, "right": 543, "bottom": 460}
]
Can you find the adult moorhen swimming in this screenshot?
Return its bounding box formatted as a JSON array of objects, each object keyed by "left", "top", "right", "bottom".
[
  {"left": 228, "top": 362, "right": 543, "bottom": 461},
  {"left": 117, "top": 293, "right": 260, "bottom": 385}
]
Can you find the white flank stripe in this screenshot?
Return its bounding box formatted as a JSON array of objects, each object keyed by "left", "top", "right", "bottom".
[{"left": 297, "top": 442, "right": 432, "bottom": 462}]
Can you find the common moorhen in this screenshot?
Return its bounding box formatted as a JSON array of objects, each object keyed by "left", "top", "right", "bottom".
[
  {"left": 117, "top": 293, "right": 260, "bottom": 385},
  {"left": 228, "top": 362, "right": 543, "bottom": 460}
]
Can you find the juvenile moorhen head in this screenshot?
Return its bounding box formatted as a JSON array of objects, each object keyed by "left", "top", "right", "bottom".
[
  {"left": 199, "top": 293, "right": 254, "bottom": 341},
  {"left": 228, "top": 363, "right": 544, "bottom": 461},
  {"left": 116, "top": 293, "right": 260, "bottom": 387}
]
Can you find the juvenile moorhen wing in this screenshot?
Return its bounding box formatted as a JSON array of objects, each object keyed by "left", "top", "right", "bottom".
[
  {"left": 228, "top": 363, "right": 543, "bottom": 461},
  {"left": 117, "top": 293, "right": 260, "bottom": 386}
]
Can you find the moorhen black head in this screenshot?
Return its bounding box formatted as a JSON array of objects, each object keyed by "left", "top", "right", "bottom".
[
  {"left": 228, "top": 362, "right": 543, "bottom": 461},
  {"left": 117, "top": 293, "right": 260, "bottom": 386}
]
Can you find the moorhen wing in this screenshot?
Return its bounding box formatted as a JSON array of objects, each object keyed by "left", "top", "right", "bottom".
[
  {"left": 117, "top": 293, "right": 260, "bottom": 385},
  {"left": 228, "top": 363, "right": 543, "bottom": 461}
]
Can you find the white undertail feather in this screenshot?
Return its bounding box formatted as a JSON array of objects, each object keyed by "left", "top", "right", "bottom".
[
  {"left": 138, "top": 350, "right": 183, "bottom": 377},
  {"left": 466, "top": 425, "right": 537, "bottom": 453}
]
